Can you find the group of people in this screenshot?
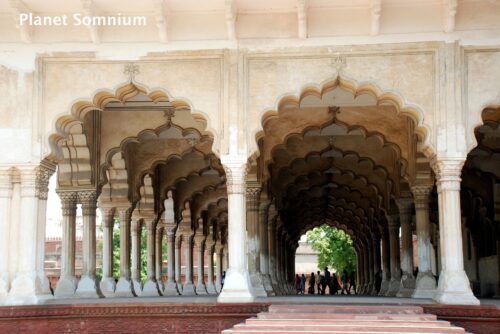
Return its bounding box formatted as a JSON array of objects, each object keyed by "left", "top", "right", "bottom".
[{"left": 295, "top": 267, "right": 357, "bottom": 295}]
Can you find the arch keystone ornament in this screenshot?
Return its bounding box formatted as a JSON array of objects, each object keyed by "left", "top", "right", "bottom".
[{"left": 217, "top": 154, "right": 255, "bottom": 303}]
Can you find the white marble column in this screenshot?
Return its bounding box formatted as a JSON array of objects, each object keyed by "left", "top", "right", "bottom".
[
  {"left": 412, "top": 185, "right": 437, "bottom": 298},
  {"left": 54, "top": 191, "right": 78, "bottom": 298},
  {"left": 155, "top": 226, "right": 165, "bottom": 292},
  {"left": 378, "top": 226, "right": 390, "bottom": 295},
  {"left": 215, "top": 243, "right": 223, "bottom": 292},
  {"left": 194, "top": 235, "right": 207, "bottom": 294},
  {"left": 130, "top": 218, "right": 142, "bottom": 295},
  {"left": 182, "top": 235, "right": 196, "bottom": 295},
  {"left": 258, "top": 197, "right": 274, "bottom": 295},
  {"left": 268, "top": 214, "right": 279, "bottom": 293},
  {"left": 397, "top": 196, "right": 416, "bottom": 297},
  {"left": 386, "top": 214, "right": 402, "bottom": 296},
  {"left": 142, "top": 219, "right": 161, "bottom": 296},
  {"left": 115, "top": 207, "right": 135, "bottom": 297},
  {"left": 205, "top": 240, "right": 217, "bottom": 294},
  {"left": 76, "top": 191, "right": 101, "bottom": 298},
  {"left": 246, "top": 184, "right": 267, "bottom": 297},
  {"left": 163, "top": 225, "right": 179, "bottom": 295},
  {"left": 35, "top": 163, "right": 55, "bottom": 296},
  {"left": 0, "top": 169, "right": 12, "bottom": 301},
  {"left": 217, "top": 156, "right": 254, "bottom": 302},
  {"left": 99, "top": 206, "right": 115, "bottom": 296},
  {"left": 175, "top": 235, "right": 183, "bottom": 293},
  {"left": 432, "top": 159, "right": 479, "bottom": 305}
]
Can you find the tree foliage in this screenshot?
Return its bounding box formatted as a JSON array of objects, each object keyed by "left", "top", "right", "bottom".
[{"left": 306, "top": 225, "right": 357, "bottom": 274}]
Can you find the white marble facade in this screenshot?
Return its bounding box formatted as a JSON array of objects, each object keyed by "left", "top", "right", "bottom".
[{"left": 1, "top": 0, "right": 500, "bottom": 306}]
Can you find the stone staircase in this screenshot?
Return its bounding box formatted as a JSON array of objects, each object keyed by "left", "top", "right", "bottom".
[{"left": 222, "top": 304, "right": 466, "bottom": 333}]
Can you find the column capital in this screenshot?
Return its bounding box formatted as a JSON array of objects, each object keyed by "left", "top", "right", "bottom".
[
  {"left": 79, "top": 190, "right": 98, "bottom": 215},
  {"left": 411, "top": 184, "right": 433, "bottom": 209},
  {"left": 221, "top": 154, "right": 247, "bottom": 195},
  {"left": 35, "top": 162, "right": 55, "bottom": 200},
  {"left": 396, "top": 195, "right": 413, "bottom": 216},
  {"left": 431, "top": 158, "right": 464, "bottom": 191},
  {"left": 246, "top": 183, "right": 261, "bottom": 210},
  {"left": 57, "top": 191, "right": 78, "bottom": 216},
  {"left": 0, "top": 168, "right": 13, "bottom": 198},
  {"left": 194, "top": 235, "right": 206, "bottom": 249}
]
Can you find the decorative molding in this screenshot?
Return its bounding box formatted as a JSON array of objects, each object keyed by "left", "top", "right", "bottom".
[
  {"left": 124, "top": 62, "right": 140, "bottom": 82},
  {"left": 443, "top": 0, "right": 458, "bottom": 33},
  {"left": 154, "top": 0, "right": 168, "bottom": 43},
  {"left": 297, "top": 0, "right": 308, "bottom": 39},
  {"left": 225, "top": 0, "right": 236, "bottom": 40},
  {"left": 80, "top": 0, "right": 100, "bottom": 43}
]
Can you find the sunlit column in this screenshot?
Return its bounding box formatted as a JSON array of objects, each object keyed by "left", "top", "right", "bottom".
[
  {"left": 164, "top": 225, "right": 179, "bottom": 295},
  {"left": 155, "top": 226, "right": 165, "bottom": 292},
  {"left": 397, "top": 196, "right": 416, "bottom": 297},
  {"left": 130, "top": 218, "right": 142, "bottom": 296},
  {"left": 215, "top": 243, "right": 223, "bottom": 292},
  {"left": 182, "top": 234, "right": 196, "bottom": 295},
  {"left": 194, "top": 235, "right": 207, "bottom": 294},
  {"left": 54, "top": 191, "right": 78, "bottom": 298},
  {"left": 99, "top": 206, "right": 115, "bottom": 296},
  {"left": 76, "top": 191, "right": 100, "bottom": 298},
  {"left": 378, "top": 226, "right": 390, "bottom": 295},
  {"left": 205, "top": 240, "right": 217, "bottom": 294},
  {"left": 217, "top": 156, "right": 254, "bottom": 302},
  {"left": 432, "top": 159, "right": 479, "bottom": 305},
  {"left": 175, "top": 235, "right": 183, "bottom": 293},
  {"left": 0, "top": 169, "right": 12, "bottom": 299},
  {"left": 143, "top": 219, "right": 161, "bottom": 296},
  {"left": 115, "top": 206, "right": 135, "bottom": 297},
  {"left": 258, "top": 196, "right": 274, "bottom": 295}
]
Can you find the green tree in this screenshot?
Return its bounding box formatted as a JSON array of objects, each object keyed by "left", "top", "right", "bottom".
[{"left": 306, "top": 225, "right": 357, "bottom": 274}]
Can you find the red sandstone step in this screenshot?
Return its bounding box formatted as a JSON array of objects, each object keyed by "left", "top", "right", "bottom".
[
  {"left": 231, "top": 324, "right": 464, "bottom": 333},
  {"left": 268, "top": 304, "right": 424, "bottom": 314},
  {"left": 257, "top": 312, "right": 438, "bottom": 321},
  {"left": 245, "top": 318, "right": 452, "bottom": 327},
  {"left": 223, "top": 330, "right": 463, "bottom": 334}
]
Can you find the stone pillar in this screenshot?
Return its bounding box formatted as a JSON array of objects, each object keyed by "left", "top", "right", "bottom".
[
  {"left": 386, "top": 214, "right": 402, "bottom": 296},
  {"left": 143, "top": 219, "right": 161, "bottom": 296},
  {"left": 268, "top": 208, "right": 279, "bottom": 293},
  {"left": 130, "top": 218, "right": 142, "bottom": 295},
  {"left": 258, "top": 197, "right": 274, "bottom": 295},
  {"left": 54, "top": 191, "right": 78, "bottom": 298},
  {"left": 115, "top": 207, "right": 135, "bottom": 297},
  {"left": 372, "top": 236, "right": 382, "bottom": 295},
  {"left": 357, "top": 246, "right": 365, "bottom": 294},
  {"left": 194, "top": 235, "right": 207, "bottom": 294},
  {"left": 217, "top": 157, "right": 254, "bottom": 302},
  {"left": 366, "top": 238, "right": 375, "bottom": 294},
  {"left": 76, "top": 191, "right": 101, "bottom": 298},
  {"left": 35, "top": 163, "right": 55, "bottom": 296},
  {"left": 432, "top": 159, "right": 479, "bottom": 304},
  {"left": 362, "top": 243, "right": 369, "bottom": 294},
  {"left": 215, "top": 243, "right": 223, "bottom": 292},
  {"left": 163, "top": 226, "right": 179, "bottom": 295},
  {"left": 397, "top": 196, "right": 416, "bottom": 297},
  {"left": 378, "top": 226, "right": 391, "bottom": 296},
  {"left": 99, "top": 207, "right": 115, "bottom": 296},
  {"left": 412, "top": 185, "right": 437, "bottom": 298},
  {"left": 246, "top": 184, "right": 267, "bottom": 297},
  {"left": 182, "top": 235, "right": 196, "bottom": 295},
  {"left": 275, "top": 227, "right": 284, "bottom": 295},
  {"left": 205, "top": 240, "right": 217, "bottom": 294},
  {"left": 155, "top": 226, "right": 165, "bottom": 292},
  {"left": 0, "top": 169, "right": 12, "bottom": 300},
  {"left": 175, "top": 235, "right": 183, "bottom": 293}
]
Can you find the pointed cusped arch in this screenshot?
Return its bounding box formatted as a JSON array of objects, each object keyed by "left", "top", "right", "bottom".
[{"left": 252, "top": 75, "right": 435, "bottom": 159}]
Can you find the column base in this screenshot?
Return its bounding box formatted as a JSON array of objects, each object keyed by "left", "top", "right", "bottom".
[
  {"left": 433, "top": 270, "right": 479, "bottom": 305},
  {"left": 132, "top": 279, "right": 142, "bottom": 297},
  {"left": 196, "top": 283, "right": 208, "bottom": 295},
  {"left": 206, "top": 282, "right": 217, "bottom": 294},
  {"left": 142, "top": 279, "right": 162, "bottom": 296},
  {"left": 37, "top": 272, "right": 52, "bottom": 295},
  {"left": 0, "top": 276, "right": 8, "bottom": 301},
  {"left": 99, "top": 276, "right": 116, "bottom": 297},
  {"left": 176, "top": 282, "right": 183, "bottom": 294},
  {"left": 397, "top": 272, "right": 416, "bottom": 297},
  {"left": 385, "top": 278, "right": 401, "bottom": 297},
  {"left": 412, "top": 271, "right": 436, "bottom": 299},
  {"left": 182, "top": 282, "right": 197, "bottom": 295},
  {"left": 54, "top": 275, "right": 77, "bottom": 298},
  {"left": 260, "top": 274, "right": 275, "bottom": 296},
  {"left": 75, "top": 276, "right": 102, "bottom": 298},
  {"left": 114, "top": 277, "right": 136, "bottom": 297},
  {"left": 217, "top": 269, "right": 255, "bottom": 303},
  {"left": 6, "top": 272, "right": 54, "bottom": 305},
  {"left": 163, "top": 281, "right": 180, "bottom": 296},
  {"left": 249, "top": 272, "right": 267, "bottom": 297},
  {"left": 378, "top": 279, "right": 390, "bottom": 296}
]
